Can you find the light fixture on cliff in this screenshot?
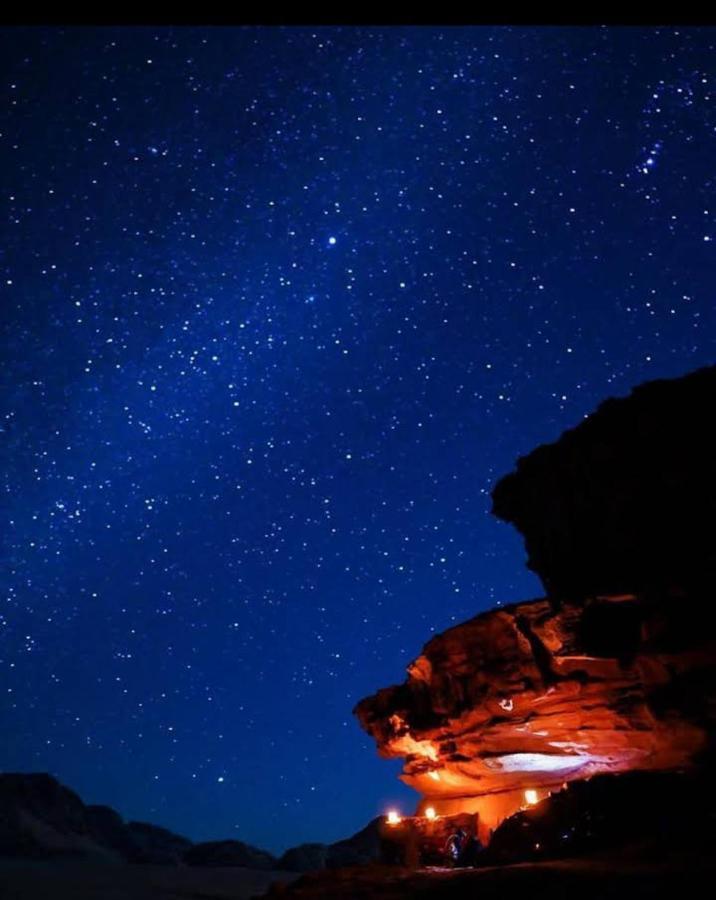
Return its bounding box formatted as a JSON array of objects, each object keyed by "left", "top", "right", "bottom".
[
  {"left": 524, "top": 789, "right": 539, "bottom": 806},
  {"left": 424, "top": 806, "right": 437, "bottom": 820},
  {"left": 386, "top": 810, "right": 402, "bottom": 825}
]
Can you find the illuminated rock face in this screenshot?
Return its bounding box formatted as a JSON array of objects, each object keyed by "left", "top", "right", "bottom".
[
  {"left": 356, "top": 592, "right": 716, "bottom": 836},
  {"left": 355, "top": 366, "right": 716, "bottom": 839}
]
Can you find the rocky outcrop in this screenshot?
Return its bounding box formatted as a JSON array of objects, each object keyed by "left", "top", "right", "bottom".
[
  {"left": 278, "top": 818, "right": 383, "bottom": 872},
  {"left": 326, "top": 817, "right": 382, "bottom": 869},
  {"left": 0, "top": 773, "right": 191, "bottom": 864},
  {"left": 485, "top": 769, "right": 716, "bottom": 865},
  {"left": 356, "top": 592, "right": 716, "bottom": 837},
  {"left": 0, "top": 772, "right": 379, "bottom": 873},
  {"left": 355, "top": 367, "right": 716, "bottom": 840},
  {"left": 279, "top": 843, "right": 329, "bottom": 872},
  {"left": 491, "top": 365, "right": 716, "bottom": 599},
  {"left": 183, "top": 839, "right": 277, "bottom": 869},
  {"left": 0, "top": 773, "right": 124, "bottom": 861},
  {"left": 84, "top": 805, "right": 140, "bottom": 860},
  {"left": 126, "top": 821, "right": 193, "bottom": 865}
]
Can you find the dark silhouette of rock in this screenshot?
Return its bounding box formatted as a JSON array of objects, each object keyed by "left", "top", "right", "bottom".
[
  {"left": 0, "top": 773, "right": 190, "bottom": 865},
  {"left": 355, "top": 367, "right": 716, "bottom": 841},
  {"left": 485, "top": 769, "right": 716, "bottom": 866},
  {"left": 183, "top": 838, "right": 277, "bottom": 869},
  {"left": 278, "top": 818, "right": 384, "bottom": 872},
  {"left": 85, "top": 804, "right": 138, "bottom": 859},
  {"left": 127, "top": 820, "right": 192, "bottom": 865},
  {"left": 491, "top": 365, "right": 716, "bottom": 600},
  {"left": 278, "top": 842, "right": 329, "bottom": 872},
  {"left": 326, "top": 817, "right": 382, "bottom": 868},
  {"left": 277, "top": 819, "right": 384, "bottom": 872},
  {"left": 0, "top": 773, "right": 121, "bottom": 861},
  {"left": 0, "top": 772, "right": 382, "bottom": 876}
]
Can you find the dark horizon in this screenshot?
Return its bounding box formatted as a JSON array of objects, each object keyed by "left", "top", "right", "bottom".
[{"left": 1, "top": 25, "right": 715, "bottom": 853}]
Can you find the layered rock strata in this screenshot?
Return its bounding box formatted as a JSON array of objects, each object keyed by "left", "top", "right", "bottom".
[{"left": 355, "top": 366, "right": 716, "bottom": 839}]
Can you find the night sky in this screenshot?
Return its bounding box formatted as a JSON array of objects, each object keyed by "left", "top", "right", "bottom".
[{"left": 1, "top": 26, "right": 715, "bottom": 854}]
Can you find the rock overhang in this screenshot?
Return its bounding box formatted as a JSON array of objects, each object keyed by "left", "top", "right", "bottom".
[{"left": 354, "top": 366, "right": 716, "bottom": 835}]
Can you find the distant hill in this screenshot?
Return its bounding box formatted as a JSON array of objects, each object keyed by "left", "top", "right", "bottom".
[
  {"left": 0, "top": 772, "right": 382, "bottom": 872},
  {"left": 0, "top": 773, "right": 270, "bottom": 867},
  {"left": 278, "top": 816, "right": 383, "bottom": 871}
]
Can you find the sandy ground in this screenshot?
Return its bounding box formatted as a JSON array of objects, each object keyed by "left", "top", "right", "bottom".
[
  {"left": 2, "top": 850, "right": 714, "bottom": 900},
  {"left": 0, "top": 859, "right": 299, "bottom": 900},
  {"left": 259, "top": 849, "right": 716, "bottom": 899}
]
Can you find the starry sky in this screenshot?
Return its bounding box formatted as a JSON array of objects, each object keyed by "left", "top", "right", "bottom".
[{"left": 1, "top": 26, "right": 715, "bottom": 854}]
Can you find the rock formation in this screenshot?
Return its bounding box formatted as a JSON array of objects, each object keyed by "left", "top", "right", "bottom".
[
  {"left": 484, "top": 769, "right": 716, "bottom": 865},
  {"left": 0, "top": 771, "right": 375, "bottom": 873},
  {"left": 491, "top": 365, "right": 716, "bottom": 599},
  {"left": 0, "top": 773, "right": 194, "bottom": 864},
  {"left": 183, "top": 838, "right": 277, "bottom": 869},
  {"left": 278, "top": 818, "right": 382, "bottom": 872},
  {"left": 0, "top": 773, "right": 127, "bottom": 862},
  {"left": 0, "top": 772, "right": 275, "bottom": 867},
  {"left": 125, "top": 820, "right": 194, "bottom": 865},
  {"left": 355, "top": 366, "right": 716, "bottom": 840}
]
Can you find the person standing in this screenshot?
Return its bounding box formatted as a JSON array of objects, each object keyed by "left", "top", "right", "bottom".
[{"left": 444, "top": 827, "right": 467, "bottom": 867}]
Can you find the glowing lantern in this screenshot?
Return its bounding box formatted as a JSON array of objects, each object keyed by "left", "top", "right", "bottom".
[
  {"left": 386, "top": 810, "right": 401, "bottom": 825},
  {"left": 425, "top": 806, "right": 437, "bottom": 820},
  {"left": 524, "top": 789, "right": 539, "bottom": 806}
]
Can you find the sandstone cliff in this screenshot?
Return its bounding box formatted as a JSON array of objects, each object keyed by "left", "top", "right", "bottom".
[{"left": 355, "top": 366, "right": 716, "bottom": 837}]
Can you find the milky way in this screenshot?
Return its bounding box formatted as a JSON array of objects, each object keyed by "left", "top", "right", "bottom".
[{"left": 1, "top": 26, "right": 714, "bottom": 852}]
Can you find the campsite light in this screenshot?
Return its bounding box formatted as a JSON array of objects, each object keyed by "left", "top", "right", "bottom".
[
  {"left": 524, "top": 789, "right": 539, "bottom": 806},
  {"left": 425, "top": 806, "right": 437, "bottom": 820},
  {"left": 387, "top": 809, "right": 401, "bottom": 825}
]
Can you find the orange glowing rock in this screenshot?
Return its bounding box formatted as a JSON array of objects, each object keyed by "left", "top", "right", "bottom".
[{"left": 355, "top": 368, "right": 716, "bottom": 840}]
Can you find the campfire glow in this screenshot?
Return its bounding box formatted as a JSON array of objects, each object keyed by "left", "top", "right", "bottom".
[
  {"left": 424, "top": 806, "right": 437, "bottom": 819},
  {"left": 386, "top": 810, "right": 402, "bottom": 825},
  {"left": 524, "top": 789, "right": 539, "bottom": 806}
]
